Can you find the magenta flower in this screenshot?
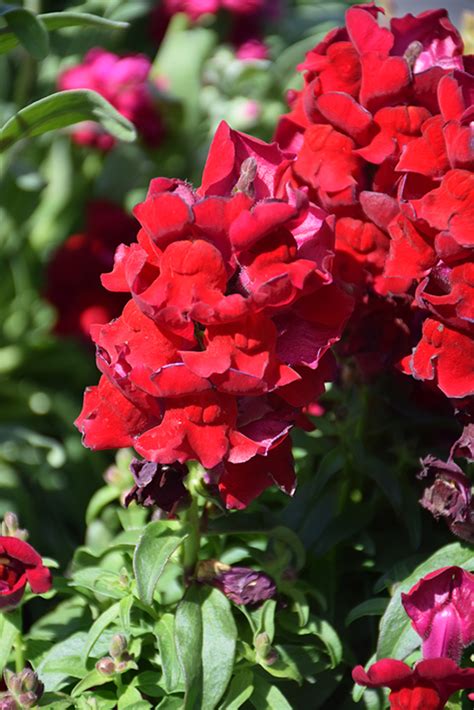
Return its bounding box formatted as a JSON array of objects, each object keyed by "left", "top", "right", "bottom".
[
  {"left": 353, "top": 657, "right": 474, "bottom": 710},
  {"left": 58, "top": 49, "right": 165, "bottom": 150},
  {"left": 401, "top": 566, "right": 474, "bottom": 662}
]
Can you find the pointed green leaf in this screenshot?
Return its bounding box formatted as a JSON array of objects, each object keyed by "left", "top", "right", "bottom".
[
  {"left": 219, "top": 670, "right": 254, "bottom": 710},
  {"left": 155, "top": 613, "right": 182, "bottom": 693},
  {"left": 0, "top": 11, "right": 127, "bottom": 55},
  {"left": 174, "top": 586, "right": 203, "bottom": 709},
  {"left": 0, "top": 89, "right": 136, "bottom": 151},
  {"left": 84, "top": 601, "right": 121, "bottom": 659},
  {"left": 0, "top": 5, "right": 49, "bottom": 59},
  {"left": 133, "top": 521, "right": 187, "bottom": 605},
  {"left": 201, "top": 588, "right": 237, "bottom": 710},
  {"left": 345, "top": 598, "right": 389, "bottom": 627}
]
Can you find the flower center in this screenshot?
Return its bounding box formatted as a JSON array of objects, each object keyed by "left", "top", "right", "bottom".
[{"left": 0, "top": 555, "right": 24, "bottom": 592}]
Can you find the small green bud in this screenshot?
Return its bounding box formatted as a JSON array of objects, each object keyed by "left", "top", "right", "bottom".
[{"left": 109, "top": 634, "right": 127, "bottom": 660}]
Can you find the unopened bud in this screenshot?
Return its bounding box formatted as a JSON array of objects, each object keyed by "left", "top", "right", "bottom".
[
  {"left": 109, "top": 634, "right": 127, "bottom": 660},
  {"left": 18, "top": 669, "right": 37, "bottom": 693},
  {"left": 17, "top": 691, "right": 38, "bottom": 709},
  {"left": 255, "top": 632, "right": 272, "bottom": 657},
  {"left": 96, "top": 657, "right": 115, "bottom": 676},
  {"left": 1, "top": 514, "right": 28, "bottom": 541},
  {"left": 0, "top": 695, "right": 17, "bottom": 710},
  {"left": 4, "top": 670, "right": 21, "bottom": 695}
]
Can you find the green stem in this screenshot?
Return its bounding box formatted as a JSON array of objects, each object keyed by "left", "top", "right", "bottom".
[
  {"left": 182, "top": 494, "right": 200, "bottom": 582},
  {"left": 14, "top": 630, "right": 24, "bottom": 674}
]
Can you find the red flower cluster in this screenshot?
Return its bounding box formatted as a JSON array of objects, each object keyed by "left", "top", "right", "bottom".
[
  {"left": 353, "top": 657, "right": 474, "bottom": 710},
  {"left": 274, "top": 4, "right": 474, "bottom": 400},
  {"left": 58, "top": 49, "right": 165, "bottom": 150},
  {"left": 46, "top": 202, "right": 138, "bottom": 340},
  {"left": 76, "top": 122, "right": 353, "bottom": 508},
  {"left": 0, "top": 537, "right": 52, "bottom": 611}
]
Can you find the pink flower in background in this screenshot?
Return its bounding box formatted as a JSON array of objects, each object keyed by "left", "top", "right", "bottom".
[
  {"left": 58, "top": 48, "right": 165, "bottom": 149},
  {"left": 401, "top": 566, "right": 474, "bottom": 662}
]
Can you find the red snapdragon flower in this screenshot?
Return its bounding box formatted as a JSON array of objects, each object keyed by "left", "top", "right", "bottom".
[
  {"left": 353, "top": 657, "right": 474, "bottom": 710},
  {"left": 273, "top": 4, "right": 474, "bottom": 399},
  {"left": 46, "top": 201, "right": 138, "bottom": 340},
  {"left": 401, "top": 566, "right": 474, "bottom": 662},
  {"left": 58, "top": 49, "right": 165, "bottom": 149},
  {"left": 76, "top": 122, "right": 353, "bottom": 508},
  {"left": 0, "top": 537, "right": 52, "bottom": 611}
]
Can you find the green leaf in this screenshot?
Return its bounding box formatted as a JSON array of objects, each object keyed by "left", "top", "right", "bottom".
[
  {"left": 86, "top": 485, "right": 121, "bottom": 524},
  {"left": 345, "top": 598, "right": 389, "bottom": 627},
  {"left": 117, "top": 685, "right": 151, "bottom": 709},
  {"left": 250, "top": 675, "right": 292, "bottom": 710},
  {"left": 305, "top": 617, "right": 342, "bottom": 668},
  {"left": 174, "top": 586, "right": 203, "bottom": 709},
  {"left": 119, "top": 595, "right": 133, "bottom": 636},
  {"left": 0, "top": 609, "right": 20, "bottom": 672},
  {"left": 83, "top": 601, "right": 121, "bottom": 659},
  {"left": 71, "top": 669, "right": 112, "bottom": 697},
  {"left": 219, "top": 669, "right": 254, "bottom": 710},
  {"left": 254, "top": 600, "right": 276, "bottom": 644},
  {"left": 133, "top": 521, "right": 187, "bottom": 605},
  {"left": 36, "top": 632, "right": 88, "bottom": 692},
  {"left": 377, "top": 543, "right": 474, "bottom": 660},
  {"left": 201, "top": 588, "right": 237, "bottom": 710},
  {"left": 0, "top": 89, "right": 136, "bottom": 151},
  {"left": 70, "top": 568, "right": 127, "bottom": 601},
  {"left": 155, "top": 614, "right": 183, "bottom": 694},
  {"left": 0, "top": 11, "right": 127, "bottom": 55},
  {"left": 0, "top": 5, "right": 49, "bottom": 59}
]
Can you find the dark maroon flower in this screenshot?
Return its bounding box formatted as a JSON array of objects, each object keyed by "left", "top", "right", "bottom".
[
  {"left": 401, "top": 566, "right": 474, "bottom": 662},
  {"left": 46, "top": 201, "right": 137, "bottom": 340},
  {"left": 451, "top": 423, "right": 474, "bottom": 461},
  {"left": 0, "top": 537, "right": 52, "bottom": 611},
  {"left": 215, "top": 566, "right": 276, "bottom": 605},
  {"left": 353, "top": 657, "right": 474, "bottom": 710},
  {"left": 124, "top": 458, "right": 189, "bottom": 513}
]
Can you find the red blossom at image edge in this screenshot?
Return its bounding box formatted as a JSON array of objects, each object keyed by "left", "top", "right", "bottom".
[
  {"left": 75, "top": 121, "right": 353, "bottom": 509},
  {"left": 0, "top": 537, "right": 52, "bottom": 611},
  {"left": 402, "top": 566, "right": 474, "bottom": 663},
  {"left": 353, "top": 657, "right": 474, "bottom": 710},
  {"left": 274, "top": 3, "right": 474, "bottom": 401},
  {"left": 46, "top": 201, "right": 138, "bottom": 340}
]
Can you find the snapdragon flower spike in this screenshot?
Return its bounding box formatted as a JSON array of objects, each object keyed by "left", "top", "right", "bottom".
[
  {"left": 274, "top": 4, "right": 474, "bottom": 399},
  {"left": 352, "top": 657, "right": 474, "bottom": 710},
  {"left": 401, "top": 566, "right": 474, "bottom": 662},
  {"left": 75, "top": 122, "right": 353, "bottom": 508}
]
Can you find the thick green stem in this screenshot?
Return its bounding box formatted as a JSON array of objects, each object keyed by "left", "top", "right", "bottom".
[{"left": 182, "top": 494, "right": 200, "bottom": 581}]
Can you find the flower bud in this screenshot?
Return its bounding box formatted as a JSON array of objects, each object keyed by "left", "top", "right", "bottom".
[
  {"left": 17, "top": 692, "right": 37, "bottom": 709},
  {"left": 4, "top": 670, "right": 21, "bottom": 695},
  {"left": 0, "top": 695, "right": 17, "bottom": 710},
  {"left": 18, "top": 669, "right": 38, "bottom": 693},
  {"left": 109, "top": 634, "right": 128, "bottom": 661},
  {"left": 255, "top": 632, "right": 272, "bottom": 657},
  {"left": 1, "top": 514, "right": 28, "bottom": 541},
  {"left": 95, "top": 657, "right": 115, "bottom": 676}
]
